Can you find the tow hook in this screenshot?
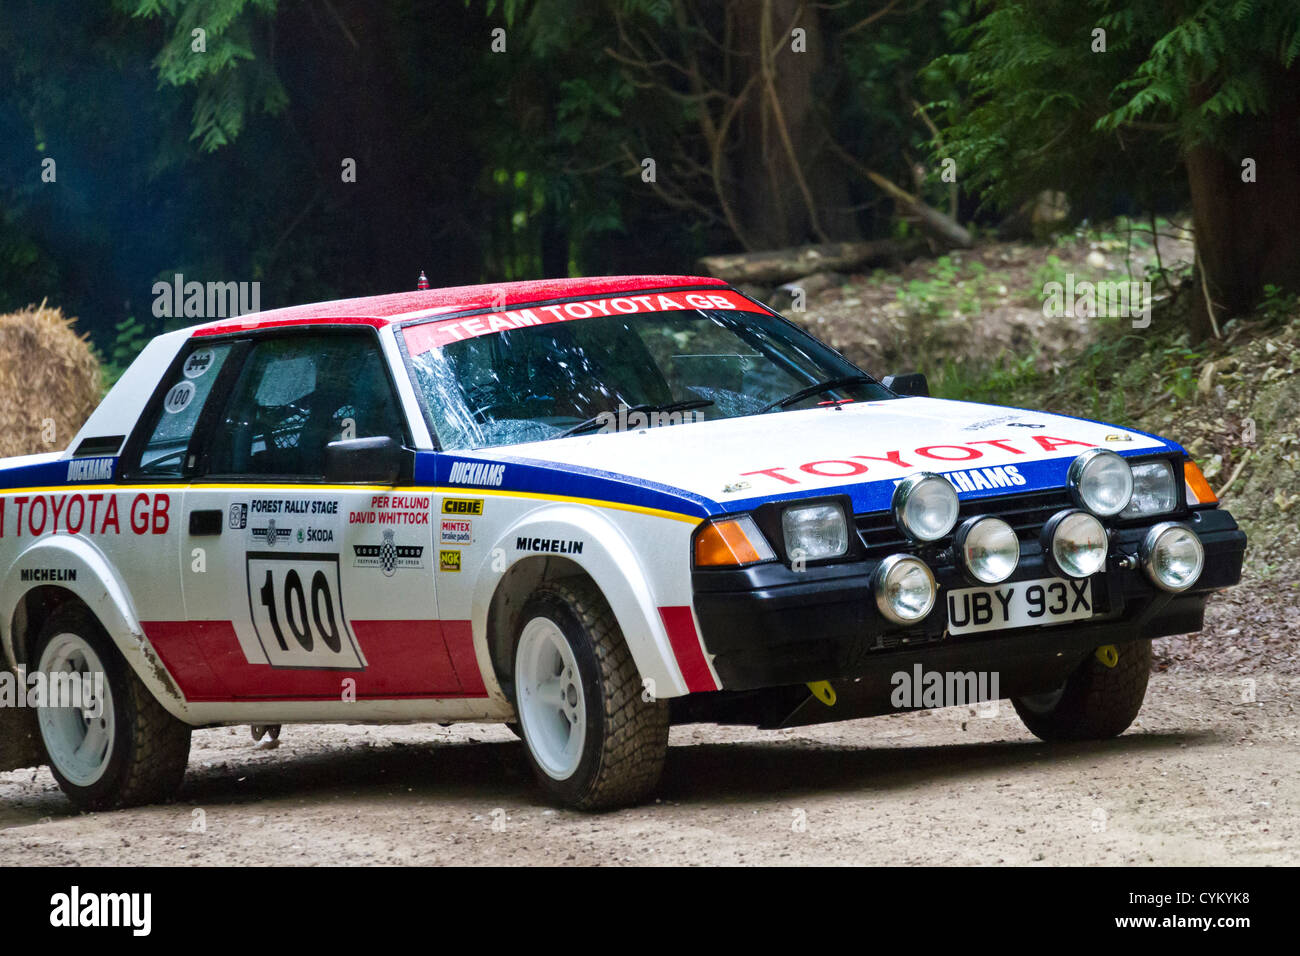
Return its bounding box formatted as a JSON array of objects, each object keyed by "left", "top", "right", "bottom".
[
  {"left": 1095, "top": 645, "right": 1119, "bottom": 668},
  {"left": 251, "top": 724, "right": 281, "bottom": 744},
  {"left": 806, "top": 681, "right": 837, "bottom": 707}
]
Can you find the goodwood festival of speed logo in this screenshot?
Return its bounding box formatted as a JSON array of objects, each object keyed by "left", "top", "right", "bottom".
[
  {"left": 251, "top": 519, "right": 292, "bottom": 547},
  {"left": 354, "top": 530, "right": 424, "bottom": 576}
]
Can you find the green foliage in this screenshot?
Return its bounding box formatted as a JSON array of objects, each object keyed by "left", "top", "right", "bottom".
[
  {"left": 932, "top": 308, "right": 1207, "bottom": 425},
  {"left": 1099, "top": 1, "right": 1300, "bottom": 145},
  {"left": 1258, "top": 284, "right": 1300, "bottom": 324},
  {"left": 97, "top": 316, "right": 152, "bottom": 390},
  {"left": 1032, "top": 255, "right": 1070, "bottom": 297},
  {"left": 123, "top": 0, "right": 287, "bottom": 152},
  {"left": 930, "top": 0, "right": 1300, "bottom": 216},
  {"left": 931, "top": 349, "right": 1043, "bottom": 405}
]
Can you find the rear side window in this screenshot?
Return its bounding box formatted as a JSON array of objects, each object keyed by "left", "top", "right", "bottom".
[{"left": 128, "top": 344, "right": 234, "bottom": 478}]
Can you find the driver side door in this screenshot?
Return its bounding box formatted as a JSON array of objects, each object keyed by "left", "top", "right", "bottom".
[{"left": 175, "top": 331, "right": 458, "bottom": 705}]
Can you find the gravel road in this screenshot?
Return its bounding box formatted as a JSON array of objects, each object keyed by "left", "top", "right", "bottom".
[{"left": 0, "top": 673, "right": 1294, "bottom": 866}]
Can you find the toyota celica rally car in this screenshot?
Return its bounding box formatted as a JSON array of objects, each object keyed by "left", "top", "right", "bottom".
[{"left": 0, "top": 275, "right": 1244, "bottom": 810}]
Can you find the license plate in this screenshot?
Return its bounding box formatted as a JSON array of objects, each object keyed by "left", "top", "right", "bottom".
[{"left": 946, "top": 576, "right": 1093, "bottom": 635}]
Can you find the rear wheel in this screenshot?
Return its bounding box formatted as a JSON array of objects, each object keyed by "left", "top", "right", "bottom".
[
  {"left": 34, "top": 606, "right": 191, "bottom": 810},
  {"left": 1012, "top": 639, "right": 1152, "bottom": 741},
  {"left": 512, "top": 581, "right": 668, "bottom": 810}
]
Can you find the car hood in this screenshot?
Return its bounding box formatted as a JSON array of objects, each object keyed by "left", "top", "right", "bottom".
[{"left": 472, "top": 397, "right": 1181, "bottom": 516}]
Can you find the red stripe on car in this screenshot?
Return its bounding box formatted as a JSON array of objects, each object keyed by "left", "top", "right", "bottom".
[
  {"left": 658, "top": 606, "right": 718, "bottom": 693},
  {"left": 143, "top": 619, "right": 489, "bottom": 701},
  {"left": 402, "top": 290, "right": 768, "bottom": 355}
]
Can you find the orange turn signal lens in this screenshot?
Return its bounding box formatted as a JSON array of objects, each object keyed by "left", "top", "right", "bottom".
[
  {"left": 1184, "top": 460, "right": 1217, "bottom": 505},
  {"left": 694, "top": 517, "right": 775, "bottom": 567}
]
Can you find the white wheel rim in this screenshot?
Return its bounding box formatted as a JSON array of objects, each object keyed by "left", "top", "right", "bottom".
[
  {"left": 515, "top": 617, "right": 586, "bottom": 781},
  {"left": 36, "top": 632, "right": 115, "bottom": 787}
]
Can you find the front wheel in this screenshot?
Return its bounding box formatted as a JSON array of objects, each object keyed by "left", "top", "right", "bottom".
[
  {"left": 34, "top": 606, "right": 192, "bottom": 810},
  {"left": 1012, "top": 638, "right": 1152, "bottom": 742},
  {"left": 512, "top": 582, "right": 669, "bottom": 810}
]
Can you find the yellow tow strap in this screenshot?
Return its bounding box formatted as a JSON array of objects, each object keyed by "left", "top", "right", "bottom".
[
  {"left": 1095, "top": 645, "right": 1119, "bottom": 668},
  {"left": 806, "top": 681, "right": 837, "bottom": 706}
]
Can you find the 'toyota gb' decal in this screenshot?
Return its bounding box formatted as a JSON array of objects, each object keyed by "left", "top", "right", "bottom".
[{"left": 0, "top": 493, "right": 171, "bottom": 538}]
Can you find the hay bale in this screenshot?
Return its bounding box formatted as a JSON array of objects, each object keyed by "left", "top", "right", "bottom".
[
  {"left": 0, "top": 301, "right": 101, "bottom": 457},
  {"left": 0, "top": 301, "right": 98, "bottom": 770}
]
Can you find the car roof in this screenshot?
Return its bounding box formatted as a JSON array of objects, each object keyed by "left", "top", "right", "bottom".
[{"left": 190, "top": 275, "right": 729, "bottom": 337}]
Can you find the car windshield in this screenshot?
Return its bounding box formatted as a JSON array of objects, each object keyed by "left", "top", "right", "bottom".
[{"left": 400, "top": 307, "right": 896, "bottom": 450}]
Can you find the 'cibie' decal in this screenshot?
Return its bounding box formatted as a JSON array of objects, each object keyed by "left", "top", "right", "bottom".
[
  {"left": 402, "top": 290, "right": 766, "bottom": 354},
  {"left": 442, "top": 498, "right": 483, "bottom": 515},
  {"left": 447, "top": 461, "right": 505, "bottom": 487},
  {"left": 66, "top": 458, "right": 114, "bottom": 482},
  {"left": 739, "top": 435, "right": 1093, "bottom": 488}
]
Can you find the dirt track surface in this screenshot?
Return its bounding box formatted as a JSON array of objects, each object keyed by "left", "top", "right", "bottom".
[{"left": 0, "top": 674, "right": 1294, "bottom": 866}]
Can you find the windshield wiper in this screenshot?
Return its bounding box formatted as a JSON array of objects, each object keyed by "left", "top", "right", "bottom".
[
  {"left": 556, "top": 399, "right": 714, "bottom": 439},
  {"left": 758, "top": 374, "right": 874, "bottom": 413}
]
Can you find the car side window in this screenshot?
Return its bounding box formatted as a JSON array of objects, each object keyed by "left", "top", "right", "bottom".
[
  {"left": 130, "top": 344, "right": 235, "bottom": 478},
  {"left": 204, "top": 333, "right": 405, "bottom": 479}
]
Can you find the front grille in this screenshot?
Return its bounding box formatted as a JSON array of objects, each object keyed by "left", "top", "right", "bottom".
[{"left": 855, "top": 488, "right": 1073, "bottom": 558}]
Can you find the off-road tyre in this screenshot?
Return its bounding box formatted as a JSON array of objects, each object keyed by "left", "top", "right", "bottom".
[
  {"left": 512, "top": 581, "right": 669, "bottom": 810},
  {"left": 34, "top": 605, "right": 191, "bottom": 810},
  {"left": 1012, "top": 639, "right": 1152, "bottom": 742}
]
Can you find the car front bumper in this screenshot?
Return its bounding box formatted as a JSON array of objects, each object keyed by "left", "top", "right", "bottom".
[{"left": 690, "top": 506, "right": 1246, "bottom": 698}]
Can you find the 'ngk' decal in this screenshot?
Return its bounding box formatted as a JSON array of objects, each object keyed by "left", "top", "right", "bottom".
[
  {"left": 739, "top": 435, "right": 1092, "bottom": 487},
  {"left": 0, "top": 493, "right": 171, "bottom": 538}
]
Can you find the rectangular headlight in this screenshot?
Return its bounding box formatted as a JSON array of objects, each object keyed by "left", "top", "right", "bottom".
[
  {"left": 781, "top": 503, "right": 848, "bottom": 561},
  {"left": 1121, "top": 460, "right": 1177, "bottom": 518}
]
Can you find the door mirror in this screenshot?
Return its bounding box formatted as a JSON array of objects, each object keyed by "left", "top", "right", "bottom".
[
  {"left": 323, "top": 436, "right": 408, "bottom": 484},
  {"left": 882, "top": 372, "right": 930, "bottom": 397}
]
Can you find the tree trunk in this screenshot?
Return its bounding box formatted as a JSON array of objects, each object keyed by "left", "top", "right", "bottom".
[
  {"left": 728, "top": 0, "right": 861, "bottom": 248},
  {"left": 1185, "top": 67, "right": 1300, "bottom": 341},
  {"left": 698, "top": 238, "right": 924, "bottom": 283},
  {"left": 539, "top": 188, "right": 570, "bottom": 279}
]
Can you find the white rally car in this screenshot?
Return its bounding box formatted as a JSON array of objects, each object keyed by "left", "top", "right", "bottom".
[{"left": 0, "top": 275, "right": 1244, "bottom": 810}]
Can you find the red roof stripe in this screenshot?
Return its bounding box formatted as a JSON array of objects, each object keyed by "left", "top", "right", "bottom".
[
  {"left": 191, "top": 315, "right": 389, "bottom": 337},
  {"left": 187, "top": 275, "right": 728, "bottom": 337},
  {"left": 402, "top": 288, "right": 765, "bottom": 355}
]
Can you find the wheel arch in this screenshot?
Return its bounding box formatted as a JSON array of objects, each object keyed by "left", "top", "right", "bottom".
[
  {"left": 474, "top": 504, "right": 694, "bottom": 702},
  {"left": 1, "top": 536, "right": 190, "bottom": 721},
  {"left": 484, "top": 554, "right": 586, "bottom": 701}
]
